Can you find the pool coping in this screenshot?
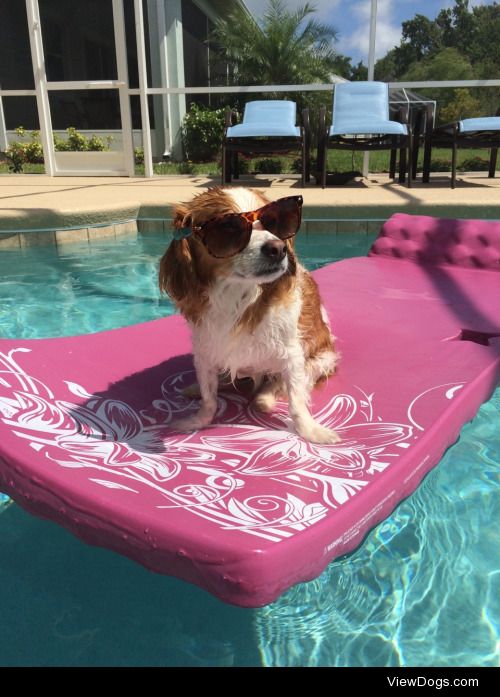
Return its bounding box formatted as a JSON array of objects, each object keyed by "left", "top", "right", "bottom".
[{"left": 1, "top": 172, "right": 500, "bottom": 248}]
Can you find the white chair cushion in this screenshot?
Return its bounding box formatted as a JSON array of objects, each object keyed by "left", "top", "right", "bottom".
[
  {"left": 227, "top": 123, "right": 301, "bottom": 137},
  {"left": 227, "top": 100, "right": 300, "bottom": 138},
  {"left": 459, "top": 117, "right": 500, "bottom": 133},
  {"left": 330, "top": 120, "right": 407, "bottom": 136},
  {"left": 331, "top": 82, "right": 407, "bottom": 137}
]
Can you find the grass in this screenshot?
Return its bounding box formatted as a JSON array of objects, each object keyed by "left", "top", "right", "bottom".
[
  {"left": 0, "top": 162, "right": 46, "bottom": 174},
  {"left": 0, "top": 149, "right": 495, "bottom": 177}
]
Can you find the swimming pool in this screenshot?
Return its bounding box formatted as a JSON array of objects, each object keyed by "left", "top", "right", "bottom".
[{"left": 0, "top": 228, "right": 498, "bottom": 666}]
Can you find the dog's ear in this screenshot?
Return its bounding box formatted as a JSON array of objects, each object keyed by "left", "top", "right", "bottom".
[
  {"left": 285, "top": 238, "right": 297, "bottom": 276},
  {"left": 159, "top": 204, "right": 194, "bottom": 299},
  {"left": 159, "top": 237, "right": 194, "bottom": 300},
  {"left": 172, "top": 203, "right": 191, "bottom": 231},
  {"left": 159, "top": 204, "right": 206, "bottom": 323}
]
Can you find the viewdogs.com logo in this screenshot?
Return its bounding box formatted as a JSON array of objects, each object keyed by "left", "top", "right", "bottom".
[{"left": 387, "top": 676, "right": 479, "bottom": 689}]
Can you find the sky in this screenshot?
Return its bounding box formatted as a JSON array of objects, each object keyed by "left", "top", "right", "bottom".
[{"left": 242, "top": 0, "right": 497, "bottom": 65}]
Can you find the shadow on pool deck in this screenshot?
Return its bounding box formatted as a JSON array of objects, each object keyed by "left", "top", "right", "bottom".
[{"left": 1, "top": 172, "right": 500, "bottom": 236}]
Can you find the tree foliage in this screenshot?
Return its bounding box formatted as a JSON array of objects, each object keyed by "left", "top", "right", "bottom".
[
  {"left": 378, "top": 0, "right": 500, "bottom": 78},
  {"left": 208, "top": 0, "right": 498, "bottom": 131},
  {"left": 211, "top": 0, "right": 339, "bottom": 87},
  {"left": 210, "top": 0, "right": 342, "bottom": 131},
  {"left": 439, "top": 88, "right": 482, "bottom": 122},
  {"left": 181, "top": 103, "right": 226, "bottom": 162},
  {"left": 375, "top": 0, "right": 500, "bottom": 122}
]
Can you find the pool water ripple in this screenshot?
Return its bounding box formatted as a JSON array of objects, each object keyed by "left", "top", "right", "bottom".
[
  {"left": 256, "top": 391, "right": 499, "bottom": 667},
  {"left": 0, "top": 230, "right": 498, "bottom": 667}
]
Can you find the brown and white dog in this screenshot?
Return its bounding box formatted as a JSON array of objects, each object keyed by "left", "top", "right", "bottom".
[{"left": 159, "top": 186, "right": 340, "bottom": 444}]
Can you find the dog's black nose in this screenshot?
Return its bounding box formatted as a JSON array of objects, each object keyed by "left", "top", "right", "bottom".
[{"left": 261, "top": 239, "right": 286, "bottom": 261}]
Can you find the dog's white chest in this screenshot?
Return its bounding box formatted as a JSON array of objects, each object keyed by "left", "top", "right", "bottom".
[{"left": 193, "top": 280, "right": 301, "bottom": 377}]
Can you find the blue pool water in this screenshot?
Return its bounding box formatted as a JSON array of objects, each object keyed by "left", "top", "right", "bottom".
[{"left": 0, "top": 229, "right": 498, "bottom": 667}]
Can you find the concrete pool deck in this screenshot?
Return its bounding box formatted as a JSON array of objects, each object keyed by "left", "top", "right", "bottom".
[{"left": 1, "top": 171, "right": 500, "bottom": 248}]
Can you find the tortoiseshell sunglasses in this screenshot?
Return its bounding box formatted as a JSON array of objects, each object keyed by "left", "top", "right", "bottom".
[{"left": 190, "top": 195, "right": 303, "bottom": 258}]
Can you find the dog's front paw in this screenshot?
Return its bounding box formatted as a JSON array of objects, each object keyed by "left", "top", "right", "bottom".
[
  {"left": 252, "top": 392, "right": 276, "bottom": 413},
  {"left": 295, "top": 421, "right": 341, "bottom": 445}
]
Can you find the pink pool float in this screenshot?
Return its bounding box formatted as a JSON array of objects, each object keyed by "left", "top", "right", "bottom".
[{"left": 0, "top": 213, "right": 498, "bottom": 607}]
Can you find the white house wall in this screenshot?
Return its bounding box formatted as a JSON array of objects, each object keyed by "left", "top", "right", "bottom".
[{"left": 147, "top": 0, "right": 186, "bottom": 160}]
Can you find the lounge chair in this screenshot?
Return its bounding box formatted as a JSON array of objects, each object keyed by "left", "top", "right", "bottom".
[
  {"left": 422, "top": 108, "right": 500, "bottom": 188},
  {"left": 222, "top": 100, "right": 310, "bottom": 186},
  {"left": 317, "top": 81, "right": 412, "bottom": 188}
]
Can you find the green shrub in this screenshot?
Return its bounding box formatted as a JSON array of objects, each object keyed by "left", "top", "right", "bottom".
[
  {"left": 134, "top": 147, "right": 144, "bottom": 165},
  {"left": 54, "top": 127, "right": 86, "bottom": 151},
  {"left": 178, "top": 160, "right": 195, "bottom": 174},
  {"left": 86, "top": 133, "right": 113, "bottom": 151},
  {"left": 24, "top": 130, "right": 44, "bottom": 163},
  {"left": 54, "top": 127, "right": 112, "bottom": 152},
  {"left": 181, "top": 103, "right": 225, "bottom": 162},
  {"left": 458, "top": 156, "right": 490, "bottom": 171},
  {"left": 291, "top": 155, "right": 317, "bottom": 174},
  {"left": 5, "top": 126, "right": 112, "bottom": 172},
  {"left": 5, "top": 140, "right": 27, "bottom": 172},
  {"left": 253, "top": 158, "right": 283, "bottom": 174},
  {"left": 235, "top": 156, "right": 249, "bottom": 174},
  {"left": 430, "top": 158, "right": 452, "bottom": 172},
  {"left": 5, "top": 127, "right": 43, "bottom": 171}
]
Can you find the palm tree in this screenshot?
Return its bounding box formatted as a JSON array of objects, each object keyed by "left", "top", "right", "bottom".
[
  {"left": 212, "top": 0, "right": 339, "bottom": 88},
  {"left": 211, "top": 0, "right": 339, "bottom": 147},
  {"left": 214, "top": 0, "right": 337, "bottom": 85}
]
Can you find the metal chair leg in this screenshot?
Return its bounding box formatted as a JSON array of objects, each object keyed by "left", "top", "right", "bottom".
[
  {"left": 221, "top": 146, "right": 225, "bottom": 185},
  {"left": 321, "top": 143, "right": 328, "bottom": 189},
  {"left": 389, "top": 145, "right": 397, "bottom": 179},
  {"left": 407, "top": 133, "right": 412, "bottom": 188},
  {"left": 302, "top": 132, "right": 311, "bottom": 185},
  {"left": 489, "top": 148, "right": 498, "bottom": 178},
  {"left": 411, "top": 139, "right": 419, "bottom": 180},
  {"left": 222, "top": 145, "right": 231, "bottom": 184},
  {"left": 301, "top": 139, "right": 306, "bottom": 187},
  {"left": 398, "top": 146, "right": 407, "bottom": 184},
  {"left": 451, "top": 142, "right": 457, "bottom": 189},
  {"left": 422, "top": 134, "right": 432, "bottom": 183}
]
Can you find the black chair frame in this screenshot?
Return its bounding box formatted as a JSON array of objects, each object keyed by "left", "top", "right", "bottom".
[
  {"left": 317, "top": 105, "right": 413, "bottom": 188},
  {"left": 221, "top": 108, "right": 311, "bottom": 187},
  {"left": 422, "top": 107, "right": 500, "bottom": 188}
]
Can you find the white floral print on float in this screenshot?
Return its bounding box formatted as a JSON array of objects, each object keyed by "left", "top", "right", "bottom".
[{"left": 1, "top": 348, "right": 460, "bottom": 543}]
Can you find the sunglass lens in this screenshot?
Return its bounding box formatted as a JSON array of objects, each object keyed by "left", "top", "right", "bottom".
[
  {"left": 260, "top": 198, "right": 302, "bottom": 240},
  {"left": 204, "top": 216, "right": 251, "bottom": 258}
]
